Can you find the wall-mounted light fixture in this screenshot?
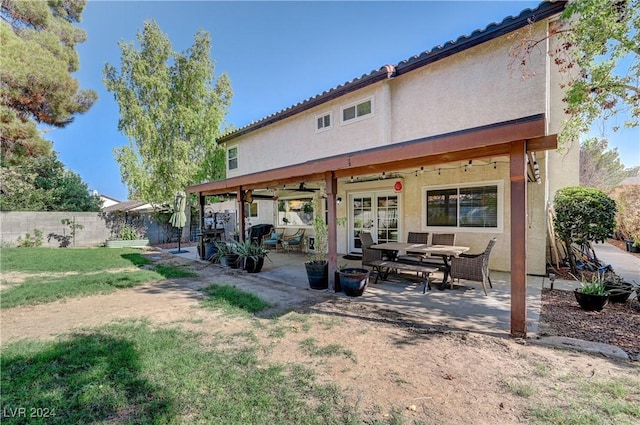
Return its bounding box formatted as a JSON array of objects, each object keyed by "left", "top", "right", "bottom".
[{"left": 336, "top": 197, "right": 342, "bottom": 205}]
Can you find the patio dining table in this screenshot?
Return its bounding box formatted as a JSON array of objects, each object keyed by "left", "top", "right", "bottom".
[{"left": 370, "top": 242, "right": 469, "bottom": 289}]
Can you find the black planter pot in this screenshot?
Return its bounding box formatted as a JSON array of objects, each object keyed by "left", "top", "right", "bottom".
[
  {"left": 244, "top": 256, "right": 265, "bottom": 273},
  {"left": 629, "top": 242, "right": 640, "bottom": 253},
  {"left": 226, "top": 253, "right": 241, "bottom": 269},
  {"left": 574, "top": 289, "right": 609, "bottom": 311},
  {"left": 339, "top": 268, "right": 370, "bottom": 297},
  {"left": 305, "top": 261, "right": 328, "bottom": 290},
  {"left": 605, "top": 282, "right": 635, "bottom": 303}
]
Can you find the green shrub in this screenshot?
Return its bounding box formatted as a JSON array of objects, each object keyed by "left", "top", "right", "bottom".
[
  {"left": 553, "top": 186, "right": 616, "bottom": 272},
  {"left": 16, "top": 229, "right": 43, "bottom": 247}
]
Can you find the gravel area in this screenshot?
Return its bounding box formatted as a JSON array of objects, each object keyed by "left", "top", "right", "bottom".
[{"left": 539, "top": 287, "right": 640, "bottom": 360}]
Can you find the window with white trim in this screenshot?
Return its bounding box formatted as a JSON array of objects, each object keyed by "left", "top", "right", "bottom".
[
  {"left": 227, "top": 146, "right": 238, "bottom": 170},
  {"left": 341, "top": 97, "right": 373, "bottom": 124},
  {"left": 424, "top": 182, "right": 502, "bottom": 230},
  {"left": 315, "top": 112, "right": 332, "bottom": 132}
]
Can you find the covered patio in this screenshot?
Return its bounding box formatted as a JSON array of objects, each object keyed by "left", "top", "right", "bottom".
[{"left": 187, "top": 115, "right": 557, "bottom": 337}]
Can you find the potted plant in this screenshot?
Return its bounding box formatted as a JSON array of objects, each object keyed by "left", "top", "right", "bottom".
[
  {"left": 105, "top": 223, "right": 149, "bottom": 248},
  {"left": 210, "top": 241, "right": 231, "bottom": 265},
  {"left": 602, "top": 272, "right": 635, "bottom": 303},
  {"left": 574, "top": 274, "right": 609, "bottom": 311},
  {"left": 338, "top": 266, "right": 370, "bottom": 297},
  {"left": 305, "top": 202, "right": 329, "bottom": 290},
  {"left": 232, "top": 239, "right": 270, "bottom": 273}
]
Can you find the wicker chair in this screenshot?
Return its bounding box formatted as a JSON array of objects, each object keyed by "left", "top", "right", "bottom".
[
  {"left": 407, "top": 232, "right": 429, "bottom": 244},
  {"left": 431, "top": 233, "right": 456, "bottom": 246},
  {"left": 281, "top": 229, "right": 305, "bottom": 253},
  {"left": 359, "top": 231, "right": 375, "bottom": 249},
  {"left": 362, "top": 247, "right": 384, "bottom": 280},
  {"left": 261, "top": 229, "right": 283, "bottom": 252},
  {"left": 450, "top": 237, "right": 497, "bottom": 295}
]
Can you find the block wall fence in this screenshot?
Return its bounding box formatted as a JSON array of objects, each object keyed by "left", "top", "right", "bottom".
[{"left": 0, "top": 212, "right": 185, "bottom": 248}]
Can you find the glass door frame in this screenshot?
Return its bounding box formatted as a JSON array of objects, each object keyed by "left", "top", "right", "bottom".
[{"left": 347, "top": 190, "right": 402, "bottom": 254}]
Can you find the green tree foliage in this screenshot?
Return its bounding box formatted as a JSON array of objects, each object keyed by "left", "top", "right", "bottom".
[
  {"left": 553, "top": 186, "right": 616, "bottom": 272},
  {"left": 556, "top": 0, "right": 639, "bottom": 144},
  {"left": 0, "top": 153, "right": 102, "bottom": 211},
  {"left": 512, "top": 0, "right": 638, "bottom": 144},
  {"left": 579, "top": 138, "right": 628, "bottom": 189},
  {"left": 103, "top": 20, "right": 232, "bottom": 204},
  {"left": 610, "top": 184, "right": 640, "bottom": 243},
  {"left": 0, "top": 0, "right": 97, "bottom": 163}
]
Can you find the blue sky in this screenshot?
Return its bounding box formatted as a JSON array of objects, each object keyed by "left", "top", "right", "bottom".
[{"left": 47, "top": 1, "right": 640, "bottom": 201}]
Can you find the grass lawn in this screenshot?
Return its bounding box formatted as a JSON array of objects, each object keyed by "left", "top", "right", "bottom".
[
  {"left": 1, "top": 248, "right": 195, "bottom": 308},
  {"left": 1, "top": 321, "right": 363, "bottom": 425}
]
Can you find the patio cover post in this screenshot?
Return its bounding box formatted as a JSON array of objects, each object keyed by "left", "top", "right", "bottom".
[
  {"left": 237, "top": 187, "right": 246, "bottom": 241},
  {"left": 325, "top": 171, "right": 338, "bottom": 291},
  {"left": 199, "top": 193, "right": 205, "bottom": 260},
  {"left": 510, "top": 140, "right": 527, "bottom": 337}
]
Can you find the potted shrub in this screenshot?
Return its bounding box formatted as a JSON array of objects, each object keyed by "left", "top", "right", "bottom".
[
  {"left": 602, "top": 272, "right": 635, "bottom": 303},
  {"left": 574, "top": 274, "right": 609, "bottom": 311},
  {"left": 305, "top": 211, "right": 329, "bottom": 290},
  {"left": 105, "top": 223, "right": 149, "bottom": 248},
  {"left": 210, "top": 241, "right": 231, "bottom": 265},
  {"left": 232, "top": 239, "right": 270, "bottom": 273},
  {"left": 338, "top": 267, "right": 370, "bottom": 297}
]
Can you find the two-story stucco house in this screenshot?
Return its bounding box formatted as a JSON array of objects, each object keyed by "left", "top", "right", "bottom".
[{"left": 187, "top": 0, "right": 579, "bottom": 336}]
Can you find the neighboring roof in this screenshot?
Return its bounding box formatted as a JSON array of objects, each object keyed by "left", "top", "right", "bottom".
[
  {"left": 99, "top": 194, "right": 121, "bottom": 203},
  {"left": 218, "top": 0, "right": 567, "bottom": 143},
  {"left": 102, "top": 200, "right": 153, "bottom": 213}
]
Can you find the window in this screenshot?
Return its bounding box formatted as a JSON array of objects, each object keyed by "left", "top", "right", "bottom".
[
  {"left": 277, "top": 198, "right": 314, "bottom": 226},
  {"left": 315, "top": 112, "right": 332, "bottom": 132},
  {"left": 227, "top": 146, "right": 238, "bottom": 170},
  {"left": 425, "top": 182, "right": 501, "bottom": 230},
  {"left": 341, "top": 98, "right": 373, "bottom": 124},
  {"left": 244, "top": 202, "right": 258, "bottom": 218}
]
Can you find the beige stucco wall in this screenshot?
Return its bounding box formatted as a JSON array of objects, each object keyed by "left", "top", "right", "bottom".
[
  {"left": 228, "top": 22, "right": 551, "bottom": 178},
  {"left": 223, "top": 16, "right": 578, "bottom": 276}
]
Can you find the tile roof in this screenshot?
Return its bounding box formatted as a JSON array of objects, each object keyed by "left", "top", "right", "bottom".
[{"left": 218, "top": 0, "right": 566, "bottom": 143}]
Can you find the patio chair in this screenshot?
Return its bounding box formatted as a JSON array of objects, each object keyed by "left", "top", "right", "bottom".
[
  {"left": 262, "top": 229, "right": 283, "bottom": 252},
  {"left": 282, "top": 229, "right": 305, "bottom": 253},
  {"left": 431, "top": 233, "right": 456, "bottom": 246},
  {"left": 450, "top": 237, "right": 497, "bottom": 295},
  {"left": 359, "top": 231, "right": 375, "bottom": 249},
  {"left": 397, "top": 232, "right": 429, "bottom": 264}
]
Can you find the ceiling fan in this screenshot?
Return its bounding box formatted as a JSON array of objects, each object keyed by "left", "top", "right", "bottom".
[{"left": 295, "top": 183, "right": 320, "bottom": 192}]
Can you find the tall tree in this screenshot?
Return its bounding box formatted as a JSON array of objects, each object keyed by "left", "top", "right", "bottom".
[
  {"left": 512, "top": 0, "right": 639, "bottom": 145},
  {"left": 103, "top": 20, "right": 232, "bottom": 204},
  {"left": 0, "top": 0, "right": 97, "bottom": 163},
  {"left": 579, "top": 138, "right": 627, "bottom": 189}
]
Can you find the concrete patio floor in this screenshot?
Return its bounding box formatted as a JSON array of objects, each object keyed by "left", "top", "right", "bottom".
[
  {"left": 168, "top": 246, "right": 571, "bottom": 338},
  {"left": 165, "top": 241, "right": 639, "bottom": 359}
]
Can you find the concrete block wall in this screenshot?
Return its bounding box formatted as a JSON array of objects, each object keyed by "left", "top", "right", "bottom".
[{"left": 1, "top": 212, "right": 111, "bottom": 248}]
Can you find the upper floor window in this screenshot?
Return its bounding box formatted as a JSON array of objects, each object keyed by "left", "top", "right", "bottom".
[
  {"left": 227, "top": 146, "right": 238, "bottom": 170},
  {"left": 341, "top": 97, "right": 373, "bottom": 124},
  {"left": 316, "top": 112, "right": 332, "bottom": 133},
  {"left": 424, "top": 182, "right": 502, "bottom": 230}
]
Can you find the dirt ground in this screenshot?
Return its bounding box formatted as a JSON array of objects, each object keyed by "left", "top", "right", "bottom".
[{"left": 2, "top": 251, "right": 639, "bottom": 424}]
